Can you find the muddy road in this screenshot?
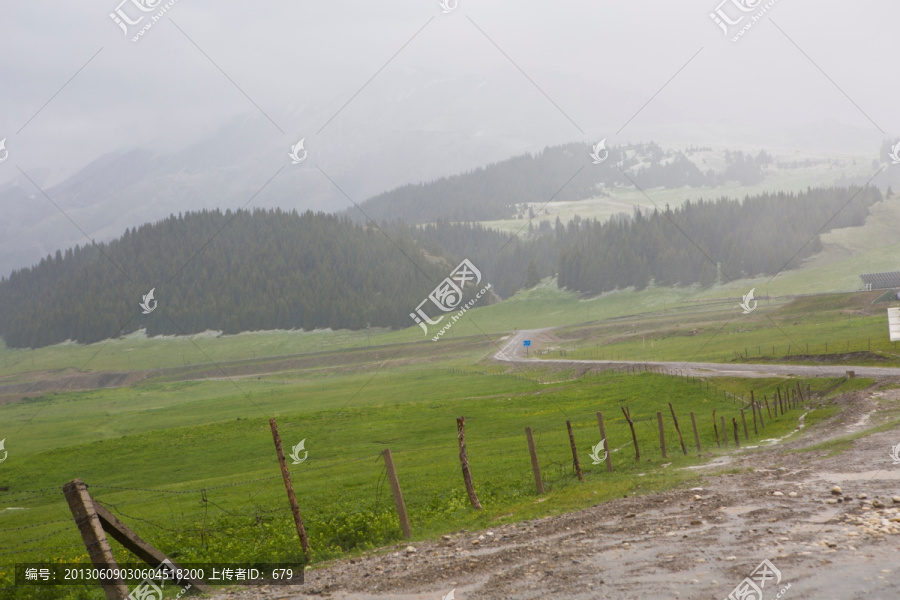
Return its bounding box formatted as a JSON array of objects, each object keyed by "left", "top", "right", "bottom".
[{"left": 494, "top": 329, "right": 900, "bottom": 380}]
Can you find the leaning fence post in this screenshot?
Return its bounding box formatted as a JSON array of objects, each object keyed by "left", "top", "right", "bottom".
[
  {"left": 525, "top": 427, "right": 545, "bottom": 494},
  {"left": 690, "top": 411, "right": 701, "bottom": 453},
  {"left": 622, "top": 406, "right": 640, "bottom": 461},
  {"left": 732, "top": 418, "right": 740, "bottom": 448},
  {"left": 382, "top": 448, "right": 412, "bottom": 538},
  {"left": 656, "top": 411, "right": 667, "bottom": 458},
  {"left": 269, "top": 419, "right": 311, "bottom": 554},
  {"left": 764, "top": 395, "right": 772, "bottom": 420},
  {"left": 457, "top": 417, "right": 483, "bottom": 509},
  {"left": 63, "top": 479, "right": 130, "bottom": 600},
  {"left": 713, "top": 409, "right": 720, "bottom": 448},
  {"left": 566, "top": 420, "right": 584, "bottom": 481},
  {"left": 596, "top": 411, "right": 613, "bottom": 472},
  {"left": 668, "top": 403, "right": 687, "bottom": 455}
]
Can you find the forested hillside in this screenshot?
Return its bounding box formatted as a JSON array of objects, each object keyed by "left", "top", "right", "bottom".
[
  {"left": 0, "top": 186, "right": 881, "bottom": 348},
  {"left": 351, "top": 142, "right": 769, "bottom": 224},
  {"left": 0, "top": 210, "right": 453, "bottom": 348},
  {"left": 557, "top": 186, "right": 882, "bottom": 294}
]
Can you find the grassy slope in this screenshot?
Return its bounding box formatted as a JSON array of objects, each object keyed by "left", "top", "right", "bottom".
[
  {"left": 1, "top": 365, "right": 855, "bottom": 595},
  {"left": 550, "top": 291, "right": 900, "bottom": 365}
]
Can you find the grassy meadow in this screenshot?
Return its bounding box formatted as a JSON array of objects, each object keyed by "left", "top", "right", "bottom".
[
  {"left": 545, "top": 290, "right": 900, "bottom": 365},
  {"left": 0, "top": 344, "right": 856, "bottom": 598}
]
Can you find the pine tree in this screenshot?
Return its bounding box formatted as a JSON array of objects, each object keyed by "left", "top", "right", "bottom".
[{"left": 524, "top": 259, "right": 540, "bottom": 288}]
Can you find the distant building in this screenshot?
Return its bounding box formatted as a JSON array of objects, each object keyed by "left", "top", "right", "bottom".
[{"left": 859, "top": 271, "right": 900, "bottom": 291}]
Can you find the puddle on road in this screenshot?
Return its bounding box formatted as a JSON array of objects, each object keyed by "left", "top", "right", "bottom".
[
  {"left": 720, "top": 504, "right": 766, "bottom": 516},
  {"left": 815, "top": 470, "right": 900, "bottom": 482},
  {"left": 848, "top": 410, "right": 875, "bottom": 430},
  {"left": 337, "top": 578, "right": 487, "bottom": 600},
  {"left": 682, "top": 456, "right": 733, "bottom": 470}
]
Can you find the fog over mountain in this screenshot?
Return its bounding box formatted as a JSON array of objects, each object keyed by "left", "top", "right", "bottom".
[{"left": 1, "top": 1, "right": 898, "bottom": 277}]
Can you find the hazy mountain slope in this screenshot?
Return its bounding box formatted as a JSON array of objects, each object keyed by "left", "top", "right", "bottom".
[{"left": 0, "top": 68, "right": 634, "bottom": 279}]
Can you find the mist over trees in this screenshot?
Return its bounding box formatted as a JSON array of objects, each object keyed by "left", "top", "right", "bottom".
[
  {"left": 557, "top": 186, "right": 881, "bottom": 294},
  {"left": 0, "top": 186, "right": 881, "bottom": 349},
  {"left": 351, "top": 143, "right": 770, "bottom": 224}
]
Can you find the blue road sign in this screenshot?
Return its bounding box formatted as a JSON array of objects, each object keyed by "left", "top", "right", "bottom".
[{"left": 523, "top": 340, "right": 531, "bottom": 347}]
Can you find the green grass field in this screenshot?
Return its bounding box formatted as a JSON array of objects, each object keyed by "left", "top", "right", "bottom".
[
  {"left": 545, "top": 290, "right": 900, "bottom": 366},
  {"left": 0, "top": 351, "right": 854, "bottom": 599}
]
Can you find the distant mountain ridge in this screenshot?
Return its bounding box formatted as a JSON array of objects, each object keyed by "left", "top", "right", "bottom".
[{"left": 348, "top": 142, "right": 771, "bottom": 224}]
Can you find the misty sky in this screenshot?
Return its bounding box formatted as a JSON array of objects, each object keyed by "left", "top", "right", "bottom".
[{"left": 1, "top": 0, "right": 898, "bottom": 198}]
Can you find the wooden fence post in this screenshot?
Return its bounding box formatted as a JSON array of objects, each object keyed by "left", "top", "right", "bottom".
[
  {"left": 566, "top": 420, "right": 584, "bottom": 481},
  {"left": 732, "top": 418, "right": 740, "bottom": 448},
  {"left": 457, "top": 417, "right": 483, "bottom": 510},
  {"left": 690, "top": 411, "right": 701, "bottom": 453},
  {"left": 764, "top": 395, "right": 772, "bottom": 420},
  {"left": 92, "top": 503, "right": 209, "bottom": 592},
  {"left": 382, "top": 448, "right": 412, "bottom": 538},
  {"left": 721, "top": 416, "right": 729, "bottom": 447},
  {"left": 525, "top": 427, "right": 545, "bottom": 494},
  {"left": 596, "top": 412, "right": 613, "bottom": 472},
  {"left": 64, "top": 480, "right": 211, "bottom": 598},
  {"left": 63, "top": 479, "right": 130, "bottom": 600},
  {"left": 622, "top": 406, "right": 640, "bottom": 461},
  {"left": 656, "top": 412, "right": 667, "bottom": 458},
  {"left": 751, "top": 401, "right": 758, "bottom": 434},
  {"left": 668, "top": 403, "right": 687, "bottom": 455},
  {"left": 713, "top": 409, "right": 720, "bottom": 448},
  {"left": 269, "top": 419, "right": 311, "bottom": 554},
  {"left": 740, "top": 409, "right": 749, "bottom": 441}
]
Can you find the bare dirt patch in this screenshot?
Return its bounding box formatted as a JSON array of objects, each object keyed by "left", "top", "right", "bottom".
[{"left": 0, "top": 368, "right": 150, "bottom": 405}]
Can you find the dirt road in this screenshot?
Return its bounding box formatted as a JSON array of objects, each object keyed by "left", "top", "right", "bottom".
[
  {"left": 494, "top": 329, "right": 900, "bottom": 380},
  {"left": 207, "top": 384, "right": 900, "bottom": 600}
]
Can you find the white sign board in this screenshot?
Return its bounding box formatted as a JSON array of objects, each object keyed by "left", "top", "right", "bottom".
[{"left": 889, "top": 307, "right": 900, "bottom": 342}]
